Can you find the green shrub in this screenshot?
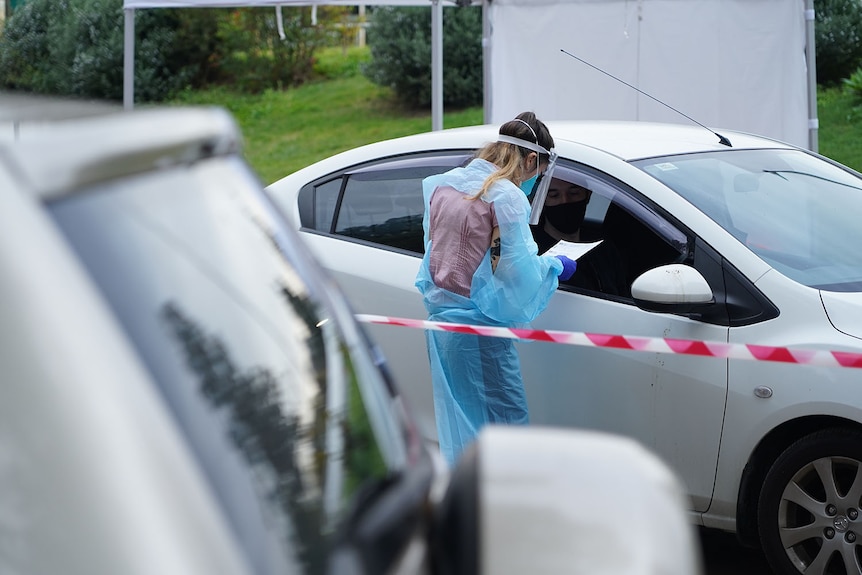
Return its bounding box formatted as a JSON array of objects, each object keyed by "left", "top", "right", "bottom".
[
  {"left": 0, "top": 1, "right": 332, "bottom": 101},
  {"left": 0, "top": 0, "right": 220, "bottom": 101},
  {"left": 363, "top": 5, "right": 482, "bottom": 109},
  {"left": 843, "top": 67, "right": 862, "bottom": 103},
  {"left": 0, "top": 0, "right": 67, "bottom": 92},
  {"left": 816, "top": 0, "right": 862, "bottom": 86},
  {"left": 214, "top": 7, "right": 327, "bottom": 93}
]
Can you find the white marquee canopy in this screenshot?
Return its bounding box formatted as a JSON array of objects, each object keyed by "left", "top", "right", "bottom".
[
  {"left": 485, "top": 0, "right": 816, "bottom": 149},
  {"left": 124, "top": 0, "right": 817, "bottom": 149}
]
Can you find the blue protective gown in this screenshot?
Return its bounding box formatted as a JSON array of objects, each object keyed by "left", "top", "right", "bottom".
[{"left": 415, "top": 159, "right": 563, "bottom": 465}]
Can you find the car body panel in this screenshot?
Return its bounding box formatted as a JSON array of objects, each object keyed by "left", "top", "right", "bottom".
[
  {"left": 822, "top": 291, "right": 862, "bottom": 340},
  {"left": 522, "top": 288, "right": 728, "bottom": 512},
  {"left": 705, "top": 269, "right": 862, "bottom": 527},
  {"left": 1, "top": 147, "right": 251, "bottom": 575}
]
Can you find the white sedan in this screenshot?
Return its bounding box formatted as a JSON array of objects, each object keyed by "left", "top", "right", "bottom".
[{"left": 267, "top": 120, "right": 862, "bottom": 575}]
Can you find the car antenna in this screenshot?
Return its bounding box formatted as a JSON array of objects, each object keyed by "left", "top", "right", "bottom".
[{"left": 560, "top": 49, "right": 732, "bottom": 147}]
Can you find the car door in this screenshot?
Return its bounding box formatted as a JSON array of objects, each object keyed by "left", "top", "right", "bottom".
[{"left": 520, "top": 163, "right": 730, "bottom": 512}]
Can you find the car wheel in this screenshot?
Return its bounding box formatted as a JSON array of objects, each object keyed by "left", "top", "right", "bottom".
[{"left": 758, "top": 428, "right": 862, "bottom": 575}]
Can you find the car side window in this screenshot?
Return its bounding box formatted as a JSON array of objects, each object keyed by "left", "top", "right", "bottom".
[
  {"left": 532, "top": 164, "right": 689, "bottom": 300},
  {"left": 298, "top": 153, "right": 471, "bottom": 254},
  {"left": 599, "top": 197, "right": 688, "bottom": 294},
  {"left": 335, "top": 169, "right": 429, "bottom": 253},
  {"left": 314, "top": 177, "right": 343, "bottom": 231}
]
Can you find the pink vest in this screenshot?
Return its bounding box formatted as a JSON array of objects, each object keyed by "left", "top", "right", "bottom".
[{"left": 428, "top": 186, "right": 498, "bottom": 297}]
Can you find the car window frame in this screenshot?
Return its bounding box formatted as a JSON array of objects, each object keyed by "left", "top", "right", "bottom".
[
  {"left": 297, "top": 151, "right": 473, "bottom": 255},
  {"left": 543, "top": 161, "right": 692, "bottom": 300},
  {"left": 550, "top": 160, "right": 778, "bottom": 326}
]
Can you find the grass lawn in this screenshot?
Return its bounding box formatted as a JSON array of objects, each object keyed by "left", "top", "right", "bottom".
[
  {"left": 171, "top": 47, "right": 862, "bottom": 185},
  {"left": 817, "top": 85, "right": 862, "bottom": 171},
  {"left": 170, "top": 46, "right": 482, "bottom": 184}
]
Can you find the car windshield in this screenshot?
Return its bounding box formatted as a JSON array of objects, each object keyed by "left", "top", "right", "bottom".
[
  {"left": 47, "top": 156, "right": 412, "bottom": 574},
  {"left": 634, "top": 149, "right": 862, "bottom": 292}
]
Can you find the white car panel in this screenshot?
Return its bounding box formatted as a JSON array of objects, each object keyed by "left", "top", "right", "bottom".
[
  {"left": 524, "top": 287, "right": 728, "bottom": 512},
  {"left": 822, "top": 291, "right": 862, "bottom": 340},
  {"left": 480, "top": 427, "right": 702, "bottom": 575}
]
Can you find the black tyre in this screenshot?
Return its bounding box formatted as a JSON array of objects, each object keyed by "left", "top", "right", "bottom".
[{"left": 759, "top": 428, "right": 862, "bottom": 575}]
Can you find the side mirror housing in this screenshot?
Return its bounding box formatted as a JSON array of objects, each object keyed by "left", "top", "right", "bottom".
[
  {"left": 631, "top": 264, "right": 714, "bottom": 314},
  {"left": 433, "top": 426, "right": 703, "bottom": 575}
]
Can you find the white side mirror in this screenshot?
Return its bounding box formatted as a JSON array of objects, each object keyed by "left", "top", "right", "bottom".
[
  {"left": 631, "top": 264, "right": 713, "bottom": 305},
  {"left": 435, "top": 426, "right": 704, "bottom": 575}
]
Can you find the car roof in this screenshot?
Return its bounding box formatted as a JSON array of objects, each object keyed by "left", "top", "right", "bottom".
[
  {"left": 285, "top": 120, "right": 798, "bottom": 180},
  {"left": 1, "top": 104, "right": 242, "bottom": 199},
  {"left": 544, "top": 120, "right": 796, "bottom": 160}
]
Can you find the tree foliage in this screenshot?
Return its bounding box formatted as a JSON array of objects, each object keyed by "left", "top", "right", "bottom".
[
  {"left": 815, "top": 0, "right": 862, "bottom": 86},
  {"left": 363, "top": 5, "right": 482, "bottom": 109},
  {"left": 0, "top": 0, "right": 330, "bottom": 102},
  {"left": 214, "top": 8, "right": 326, "bottom": 94}
]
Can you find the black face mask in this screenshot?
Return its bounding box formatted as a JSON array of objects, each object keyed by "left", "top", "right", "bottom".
[{"left": 543, "top": 201, "right": 588, "bottom": 234}]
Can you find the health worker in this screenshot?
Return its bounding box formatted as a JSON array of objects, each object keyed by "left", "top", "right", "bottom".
[{"left": 415, "top": 111, "right": 577, "bottom": 465}]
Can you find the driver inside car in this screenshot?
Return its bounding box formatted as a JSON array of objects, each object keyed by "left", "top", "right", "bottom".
[{"left": 531, "top": 177, "right": 628, "bottom": 297}]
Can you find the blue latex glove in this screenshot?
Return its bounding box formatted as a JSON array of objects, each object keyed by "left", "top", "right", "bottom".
[{"left": 555, "top": 255, "right": 578, "bottom": 281}]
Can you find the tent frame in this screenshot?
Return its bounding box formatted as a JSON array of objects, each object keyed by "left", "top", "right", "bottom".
[
  {"left": 122, "top": 0, "right": 480, "bottom": 132},
  {"left": 123, "top": 0, "right": 817, "bottom": 149}
]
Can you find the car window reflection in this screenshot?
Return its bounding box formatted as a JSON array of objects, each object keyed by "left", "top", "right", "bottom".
[
  {"left": 636, "top": 149, "right": 862, "bottom": 291},
  {"left": 48, "top": 158, "right": 392, "bottom": 575},
  {"left": 299, "top": 154, "right": 471, "bottom": 255}
]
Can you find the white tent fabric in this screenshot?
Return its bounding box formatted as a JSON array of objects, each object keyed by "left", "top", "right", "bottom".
[{"left": 486, "top": 0, "right": 813, "bottom": 149}]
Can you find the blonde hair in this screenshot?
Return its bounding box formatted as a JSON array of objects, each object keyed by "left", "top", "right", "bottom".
[{"left": 469, "top": 111, "right": 554, "bottom": 200}]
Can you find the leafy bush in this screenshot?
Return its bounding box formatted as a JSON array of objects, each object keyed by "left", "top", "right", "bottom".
[
  {"left": 843, "top": 67, "right": 862, "bottom": 103},
  {"left": 214, "top": 7, "right": 327, "bottom": 93},
  {"left": 0, "top": 1, "right": 331, "bottom": 101},
  {"left": 816, "top": 0, "right": 862, "bottom": 86},
  {"left": 363, "top": 5, "right": 482, "bottom": 109},
  {"left": 0, "top": 0, "right": 67, "bottom": 93},
  {"left": 0, "top": 0, "right": 220, "bottom": 101}
]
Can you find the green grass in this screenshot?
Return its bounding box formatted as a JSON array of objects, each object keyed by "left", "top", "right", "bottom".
[
  {"left": 170, "top": 46, "right": 862, "bottom": 185},
  {"left": 817, "top": 85, "right": 862, "bottom": 172},
  {"left": 170, "top": 46, "right": 483, "bottom": 185}
]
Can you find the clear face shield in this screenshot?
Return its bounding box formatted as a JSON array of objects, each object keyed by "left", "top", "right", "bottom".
[
  {"left": 528, "top": 150, "right": 558, "bottom": 225},
  {"left": 496, "top": 134, "right": 559, "bottom": 225}
]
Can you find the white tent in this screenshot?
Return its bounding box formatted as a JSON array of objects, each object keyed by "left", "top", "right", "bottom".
[
  {"left": 124, "top": 0, "right": 818, "bottom": 149},
  {"left": 485, "top": 0, "right": 817, "bottom": 149}
]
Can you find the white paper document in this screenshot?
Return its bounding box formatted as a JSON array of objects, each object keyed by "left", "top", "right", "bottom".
[{"left": 543, "top": 239, "right": 603, "bottom": 261}]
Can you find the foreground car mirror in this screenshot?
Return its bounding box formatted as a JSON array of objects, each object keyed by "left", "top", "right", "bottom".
[
  {"left": 631, "top": 264, "right": 714, "bottom": 314},
  {"left": 432, "top": 426, "right": 703, "bottom": 575}
]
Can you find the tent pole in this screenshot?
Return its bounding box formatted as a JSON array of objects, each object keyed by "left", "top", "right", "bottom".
[
  {"left": 804, "top": 0, "right": 818, "bottom": 152},
  {"left": 482, "top": 0, "right": 491, "bottom": 124},
  {"left": 123, "top": 7, "right": 135, "bottom": 110},
  {"left": 431, "top": 0, "right": 443, "bottom": 131}
]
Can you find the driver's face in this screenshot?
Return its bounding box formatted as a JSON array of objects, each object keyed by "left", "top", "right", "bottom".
[{"left": 545, "top": 178, "right": 591, "bottom": 207}]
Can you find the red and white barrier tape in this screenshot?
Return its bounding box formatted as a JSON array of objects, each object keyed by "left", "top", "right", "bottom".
[{"left": 356, "top": 314, "right": 862, "bottom": 369}]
